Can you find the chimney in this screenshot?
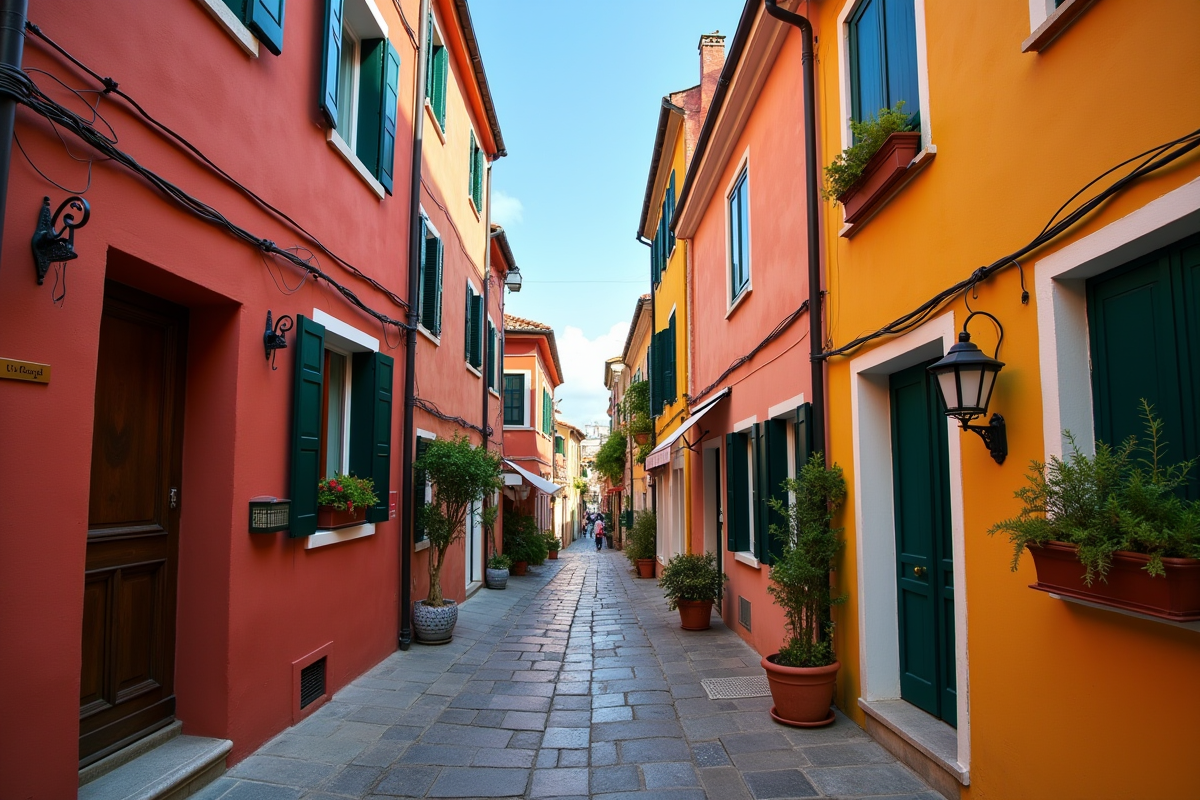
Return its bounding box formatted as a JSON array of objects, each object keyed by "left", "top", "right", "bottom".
[{"left": 698, "top": 32, "right": 727, "bottom": 119}]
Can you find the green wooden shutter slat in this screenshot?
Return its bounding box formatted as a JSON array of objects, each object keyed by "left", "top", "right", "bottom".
[
  {"left": 356, "top": 39, "right": 385, "bottom": 175},
  {"left": 414, "top": 437, "right": 429, "bottom": 541},
  {"left": 350, "top": 352, "right": 393, "bottom": 523},
  {"left": 666, "top": 314, "right": 677, "bottom": 405},
  {"left": 433, "top": 46, "right": 447, "bottom": 127},
  {"left": 378, "top": 41, "right": 400, "bottom": 193},
  {"left": 487, "top": 322, "right": 496, "bottom": 390},
  {"left": 289, "top": 316, "right": 326, "bottom": 537},
  {"left": 474, "top": 147, "right": 485, "bottom": 210},
  {"left": 726, "top": 432, "right": 750, "bottom": 553},
  {"left": 434, "top": 239, "right": 444, "bottom": 335},
  {"left": 794, "top": 402, "right": 813, "bottom": 475},
  {"left": 470, "top": 293, "right": 484, "bottom": 368},
  {"left": 465, "top": 285, "right": 473, "bottom": 361},
  {"left": 763, "top": 419, "right": 790, "bottom": 565},
  {"left": 247, "top": 0, "right": 286, "bottom": 55},
  {"left": 318, "top": 0, "right": 343, "bottom": 126},
  {"left": 667, "top": 171, "right": 676, "bottom": 253}
]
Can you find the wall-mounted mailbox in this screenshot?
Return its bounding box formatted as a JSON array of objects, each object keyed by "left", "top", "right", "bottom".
[{"left": 249, "top": 496, "right": 291, "bottom": 533}]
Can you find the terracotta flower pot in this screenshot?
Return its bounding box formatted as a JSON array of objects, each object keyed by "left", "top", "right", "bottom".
[
  {"left": 636, "top": 558, "right": 656, "bottom": 579},
  {"left": 839, "top": 131, "right": 923, "bottom": 225},
  {"left": 317, "top": 505, "right": 367, "bottom": 530},
  {"left": 548, "top": 550, "right": 559, "bottom": 560},
  {"left": 633, "top": 430, "right": 651, "bottom": 445},
  {"left": 676, "top": 599, "right": 713, "bottom": 631},
  {"left": 761, "top": 655, "right": 839, "bottom": 728},
  {"left": 1028, "top": 541, "right": 1200, "bottom": 621},
  {"left": 510, "top": 560, "right": 528, "bottom": 576}
]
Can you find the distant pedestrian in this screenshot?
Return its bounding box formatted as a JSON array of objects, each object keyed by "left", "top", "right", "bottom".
[{"left": 594, "top": 518, "right": 605, "bottom": 551}]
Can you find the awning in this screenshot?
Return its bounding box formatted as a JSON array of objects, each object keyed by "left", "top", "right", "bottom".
[
  {"left": 503, "top": 460, "right": 563, "bottom": 496},
  {"left": 644, "top": 388, "right": 731, "bottom": 470}
]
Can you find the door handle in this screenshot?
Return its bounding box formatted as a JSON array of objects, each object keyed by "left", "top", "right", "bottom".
[
  {"left": 913, "top": 565, "right": 927, "bottom": 578},
  {"left": 169, "top": 487, "right": 179, "bottom": 509}
]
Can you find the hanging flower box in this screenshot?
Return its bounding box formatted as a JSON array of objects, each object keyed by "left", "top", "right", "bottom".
[
  {"left": 317, "top": 505, "right": 368, "bottom": 530},
  {"left": 1028, "top": 542, "right": 1200, "bottom": 622},
  {"left": 839, "top": 131, "right": 923, "bottom": 225}
]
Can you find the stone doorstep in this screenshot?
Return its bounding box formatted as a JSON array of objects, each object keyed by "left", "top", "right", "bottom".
[
  {"left": 859, "top": 698, "right": 967, "bottom": 800},
  {"left": 78, "top": 729, "right": 232, "bottom": 800}
]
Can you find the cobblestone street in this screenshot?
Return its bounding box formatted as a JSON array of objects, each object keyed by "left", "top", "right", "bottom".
[{"left": 197, "top": 539, "right": 939, "bottom": 800}]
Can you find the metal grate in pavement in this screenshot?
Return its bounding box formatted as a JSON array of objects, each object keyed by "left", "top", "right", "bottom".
[{"left": 701, "top": 674, "right": 770, "bottom": 700}]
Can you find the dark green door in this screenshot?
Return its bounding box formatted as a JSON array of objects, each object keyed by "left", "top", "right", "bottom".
[{"left": 890, "top": 360, "right": 956, "bottom": 727}]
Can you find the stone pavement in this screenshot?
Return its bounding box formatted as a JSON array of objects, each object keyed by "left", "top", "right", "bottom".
[{"left": 195, "top": 537, "right": 940, "bottom": 800}]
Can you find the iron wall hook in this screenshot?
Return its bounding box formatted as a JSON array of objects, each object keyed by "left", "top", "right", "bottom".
[{"left": 32, "top": 196, "right": 90, "bottom": 285}]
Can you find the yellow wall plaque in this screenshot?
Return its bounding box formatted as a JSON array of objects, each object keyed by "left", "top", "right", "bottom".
[{"left": 0, "top": 358, "right": 51, "bottom": 384}]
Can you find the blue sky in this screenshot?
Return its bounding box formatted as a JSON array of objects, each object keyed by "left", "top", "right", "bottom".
[{"left": 471, "top": 1, "right": 741, "bottom": 428}]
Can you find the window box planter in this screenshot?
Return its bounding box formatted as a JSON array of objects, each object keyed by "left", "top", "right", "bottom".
[
  {"left": 317, "top": 505, "right": 368, "bottom": 530},
  {"left": 1028, "top": 541, "right": 1200, "bottom": 622},
  {"left": 839, "top": 131, "right": 923, "bottom": 225}
]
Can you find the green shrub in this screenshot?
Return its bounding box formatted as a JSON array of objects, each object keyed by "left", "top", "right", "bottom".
[
  {"left": 822, "top": 102, "right": 916, "bottom": 201},
  {"left": 624, "top": 510, "right": 657, "bottom": 564},
  {"left": 659, "top": 551, "right": 727, "bottom": 610},
  {"left": 990, "top": 402, "right": 1200, "bottom": 584},
  {"left": 767, "top": 453, "right": 847, "bottom": 668},
  {"left": 595, "top": 430, "right": 627, "bottom": 483},
  {"left": 502, "top": 512, "right": 541, "bottom": 564},
  {"left": 543, "top": 530, "right": 560, "bottom": 552},
  {"left": 487, "top": 553, "right": 511, "bottom": 570}
]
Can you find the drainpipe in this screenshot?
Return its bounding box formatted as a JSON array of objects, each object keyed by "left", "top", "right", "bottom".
[
  {"left": 0, "top": 0, "right": 28, "bottom": 264},
  {"left": 482, "top": 174, "right": 498, "bottom": 563},
  {"left": 763, "top": 0, "right": 825, "bottom": 460},
  {"left": 399, "top": 0, "right": 432, "bottom": 652}
]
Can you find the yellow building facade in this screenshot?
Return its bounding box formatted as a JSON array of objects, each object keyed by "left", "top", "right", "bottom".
[{"left": 804, "top": 1, "right": 1200, "bottom": 798}]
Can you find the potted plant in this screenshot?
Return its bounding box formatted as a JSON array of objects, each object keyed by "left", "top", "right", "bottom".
[
  {"left": 625, "top": 510, "right": 657, "bottom": 578},
  {"left": 822, "top": 102, "right": 920, "bottom": 225},
  {"left": 763, "top": 452, "right": 847, "bottom": 728},
  {"left": 503, "top": 512, "right": 539, "bottom": 575},
  {"left": 659, "top": 551, "right": 727, "bottom": 630},
  {"left": 990, "top": 402, "right": 1200, "bottom": 621},
  {"left": 413, "top": 435, "right": 503, "bottom": 643},
  {"left": 316, "top": 474, "right": 377, "bottom": 529},
  {"left": 623, "top": 381, "right": 653, "bottom": 445},
  {"left": 545, "top": 531, "right": 561, "bottom": 560},
  {"left": 481, "top": 505, "right": 510, "bottom": 590}
]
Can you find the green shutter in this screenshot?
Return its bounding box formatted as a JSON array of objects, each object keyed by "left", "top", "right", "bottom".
[
  {"left": 414, "top": 437, "right": 429, "bottom": 541},
  {"left": 761, "top": 419, "right": 790, "bottom": 565},
  {"left": 318, "top": 0, "right": 343, "bottom": 126},
  {"left": 650, "top": 335, "right": 662, "bottom": 416},
  {"left": 350, "top": 352, "right": 393, "bottom": 523},
  {"left": 794, "top": 402, "right": 813, "bottom": 475},
  {"left": 421, "top": 233, "right": 442, "bottom": 335},
  {"left": 378, "top": 41, "right": 400, "bottom": 193},
  {"left": 465, "top": 285, "right": 473, "bottom": 361},
  {"left": 725, "top": 432, "right": 750, "bottom": 552},
  {"left": 356, "top": 39, "right": 385, "bottom": 175},
  {"left": 487, "top": 322, "right": 496, "bottom": 390},
  {"left": 290, "top": 316, "right": 326, "bottom": 537},
  {"left": 665, "top": 314, "right": 677, "bottom": 405},
  {"left": 247, "top": 0, "right": 286, "bottom": 55},
  {"left": 667, "top": 171, "right": 676, "bottom": 253},
  {"left": 423, "top": 14, "right": 434, "bottom": 101},
  {"left": 470, "top": 293, "right": 484, "bottom": 368},
  {"left": 432, "top": 44, "right": 447, "bottom": 128},
  {"left": 474, "top": 146, "right": 485, "bottom": 210},
  {"left": 434, "top": 240, "right": 444, "bottom": 335}
]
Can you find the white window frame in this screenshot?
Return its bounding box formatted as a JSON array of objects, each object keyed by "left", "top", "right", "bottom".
[
  {"left": 731, "top": 414, "right": 760, "bottom": 569},
  {"left": 196, "top": 0, "right": 260, "bottom": 57},
  {"left": 503, "top": 369, "right": 532, "bottom": 428},
  {"left": 324, "top": 0, "right": 389, "bottom": 199},
  {"left": 306, "top": 308, "right": 382, "bottom": 550},
  {"left": 424, "top": 14, "right": 448, "bottom": 142},
  {"left": 725, "top": 150, "right": 752, "bottom": 316}
]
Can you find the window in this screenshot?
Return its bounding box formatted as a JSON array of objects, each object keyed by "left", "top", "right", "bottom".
[
  {"left": 464, "top": 283, "right": 483, "bottom": 370},
  {"left": 425, "top": 14, "right": 448, "bottom": 130},
  {"left": 486, "top": 320, "right": 498, "bottom": 391},
  {"left": 413, "top": 434, "right": 434, "bottom": 543},
  {"left": 290, "top": 313, "right": 394, "bottom": 538},
  {"left": 555, "top": 435, "right": 565, "bottom": 456},
  {"left": 650, "top": 312, "right": 677, "bottom": 417},
  {"left": 848, "top": 0, "right": 920, "bottom": 129},
  {"left": 218, "top": 0, "right": 286, "bottom": 55},
  {"left": 503, "top": 374, "right": 525, "bottom": 426},
  {"left": 417, "top": 218, "right": 444, "bottom": 336},
  {"left": 319, "top": 0, "right": 399, "bottom": 193},
  {"left": 725, "top": 430, "right": 754, "bottom": 555},
  {"left": 1086, "top": 234, "right": 1200, "bottom": 501},
  {"left": 651, "top": 171, "right": 677, "bottom": 285},
  {"left": 469, "top": 131, "right": 485, "bottom": 212},
  {"left": 728, "top": 169, "right": 750, "bottom": 300}
]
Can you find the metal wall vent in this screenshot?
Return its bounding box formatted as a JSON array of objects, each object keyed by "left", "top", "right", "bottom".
[
  {"left": 300, "top": 657, "right": 326, "bottom": 709},
  {"left": 738, "top": 596, "right": 751, "bottom": 630}
]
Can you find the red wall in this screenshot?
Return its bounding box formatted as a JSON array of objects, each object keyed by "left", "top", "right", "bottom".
[{"left": 0, "top": 0, "right": 424, "bottom": 794}]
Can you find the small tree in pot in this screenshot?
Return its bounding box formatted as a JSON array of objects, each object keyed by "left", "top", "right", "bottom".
[
  {"left": 764, "top": 452, "right": 847, "bottom": 727},
  {"left": 625, "top": 510, "right": 657, "bottom": 578},
  {"left": 414, "top": 435, "right": 503, "bottom": 642},
  {"left": 482, "top": 505, "right": 510, "bottom": 590},
  {"left": 659, "top": 551, "right": 727, "bottom": 630}
]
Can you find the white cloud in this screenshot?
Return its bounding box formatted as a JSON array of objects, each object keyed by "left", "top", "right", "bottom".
[
  {"left": 554, "top": 322, "right": 628, "bottom": 427},
  {"left": 491, "top": 189, "right": 524, "bottom": 227}
]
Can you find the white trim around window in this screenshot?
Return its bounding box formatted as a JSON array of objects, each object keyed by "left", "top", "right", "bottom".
[
  {"left": 725, "top": 148, "right": 752, "bottom": 316},
  {"left": 195, "top": 0, "right": 260, "bottom": 56},
  {"left": 503, "top": 369, "right": 532, "bottom": 428}
]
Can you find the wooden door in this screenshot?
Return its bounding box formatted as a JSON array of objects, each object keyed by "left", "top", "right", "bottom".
[
  {"left": 890, "top": 360, "right": 956, "bottom": 727},
  {"left": 80, "top": 282, "right": 188, "bottom": 766}
]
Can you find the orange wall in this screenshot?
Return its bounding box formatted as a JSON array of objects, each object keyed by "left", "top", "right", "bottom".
[{"left": 502, "top": 337, "right": 556, "bottom": 474}]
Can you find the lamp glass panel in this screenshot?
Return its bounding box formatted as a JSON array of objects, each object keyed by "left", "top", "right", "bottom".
[
  {"left": 937, "top": 370, "right": 960, "bottom": 412},
  {"left": 957, "top": 366, "right": 984, "bottom": 413},
  {"left": 977, "top": 368, "right": 998, "bottom": 415}
]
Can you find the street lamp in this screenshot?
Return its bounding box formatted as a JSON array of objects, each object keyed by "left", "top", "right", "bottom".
[
  {"left": 504, "top": 266, "right": 523, "bottom": 292},
  {"left": 927, "top": 310, "right": 1007, "bottom": 464}
]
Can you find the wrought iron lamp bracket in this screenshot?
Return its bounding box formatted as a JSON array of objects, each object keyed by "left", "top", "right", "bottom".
[
  {"left": 264, "top": 310, "right": 294, "bottom": 370},
  {"left": 32, "top": 195, "right": 91, "bottom": 285},
  {"left": 961, "top": 413, "right": 1007, "bottom": 464}
]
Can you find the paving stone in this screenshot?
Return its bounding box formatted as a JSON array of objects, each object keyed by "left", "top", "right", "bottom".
[
  {"left": 690, "top": 741, "right": 731, "bottom": 768},
  {"left": 498, "top": 710, "right": 547, "bottom": 731},
  {"left": 593, "top": 790, "right": 707, "bottom": 800},
  {"left": 619, "top": 737, "right": 692, "bottom": 764},
  {"left": 559, "top": 748, "right": 590, "bottom": 767},
  {"left": 593, "top": 705, "right": 634, "bottom": 723},
  {"left": 698, "top": 767, "right": 752, "bottom": 800},
  {"left": 591, "top": 740, "right": 619, "bottom": 767},
  {"left": 510, "top": 731, "right": 544, "bottom": 749},
  {"left": 530, "top": 767, "right": 589, "bottom": 797},
  {"left": 323, "top": 765, "right": 384, "bottom": 796},
  {"left": 742, "top": 769, "right": 820, "bottom": 799},
  {"left": 592, "top": 693, "right": 628, "bottom": 709},
  {"left": 799, "top": 740, "right": 894, "bottom": 766},
  {"left": 632, "top": 704, "right": 678, "bottom": 721},
  {"left": 552, "top": 695, "right": 592, "bottom": 711},
  {"left": 731, "top": 749, "right": 810, "bottom": 771},
  {"left": 719, "top": 731, "right": 792, "bottom": 755},
  {"left": 372, "top": 765, "right": 441, "bottom": 797},
  {"left": 536, "top": 749, "right": 559, "bottom": 768},
  {"left": 547, "top": 709, "right": 591, "bottom": 727},
  {"left": 229, "top": 756, "right": 336, "bottom": 788},
  {"left": 590, "top": 764, "right": 642, "bottom": 793},
  {"left": 352, "top": 742, "right": 408, "bottom": 768},
  {"left": 806, "top": 764, "right": 928, "bottom": 796},
  {"left": 472, "top": 748, "right": 536, "bottom": 768},
  {"left": 542, "top": 726, "right": 590, "bottom": 749},
  {"left": 379, "top": 725, "right": 423, "bottom": 742},
  {"left": 212, "top": 782, "right": 304, "bottom": 800},
  {"left": 593, "top": 720, "right": 685, "bottom": 742},
  {"left": 396, "top": 744, "right": 476, "bottom": 766},
  {"left": 488, "top": 694, "right": 553, "bottom": 712},
  {"left": 641, "top": 761, "right": 700, "bottom": 789}
]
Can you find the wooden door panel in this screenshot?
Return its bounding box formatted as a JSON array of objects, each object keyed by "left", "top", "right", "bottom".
[{"left": 81, "top": 282, "right": 186, "bottom": 767}]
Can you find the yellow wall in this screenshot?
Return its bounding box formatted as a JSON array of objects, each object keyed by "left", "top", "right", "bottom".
[{"left": 814, "top": 1, "right": 1200, "bottom": 797}]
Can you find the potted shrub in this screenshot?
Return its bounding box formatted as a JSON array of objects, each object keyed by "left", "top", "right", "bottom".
[
  {"left": 413, "top": 435, "right": 503, "bottom": 643},
  {"left": 990, "top": 403, "right": 1200, "bottom": 621},
  {"left": 659, "top": 551, "right": 727, "bottom": 630},
  {"left": 316, "top": 474, "right": 377, "bottom": 529},
  {"left": 481, "top": 505, "right": 509, "bottom": 590},
  {"left": 763, "top": 453, "right": 847, "bottom": 728},
  {"left": 822, "top": 102, "right": 920, "bottom": 225},
  {"left": 545, "top": 531, "right": 561, "bottom": 560},
  {"left": 623, "top": 381, "right": 653, "bottom": 445},
  {"left": 503, "top": 512, "right": 539, "bottom": 575},
  {"left": 625, "top": 510, "right": 657, "bottom": 578}
]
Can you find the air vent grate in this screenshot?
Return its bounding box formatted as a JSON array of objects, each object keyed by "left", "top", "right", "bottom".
[
  {"left": 299, "top": 657, "right": 326, "bottom": 709},
  {"left": 738, "top": 596, "right": 751, "bottom": 630}
]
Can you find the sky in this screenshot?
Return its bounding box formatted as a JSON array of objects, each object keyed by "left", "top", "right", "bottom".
[{"left": 470, "top": 2, "right": 742, "bottom": 429}]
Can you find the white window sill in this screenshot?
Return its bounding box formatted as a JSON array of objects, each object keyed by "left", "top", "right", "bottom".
[
  {"left": 425, "top": 100, "right": 446, "bottom": 144},
  {"left": 726, "top": 286, "right": 752, "bottom": 319},
  {"left": 1023, "top": 0, "right": 1100, "bottom": 53},
  {"left": 733, "top": 551, "right": 761, "bottom": 569},
  {"left": 466, "top": 363, "right": 483, "bottom": 378},
  {"left": 417, "top": 325, "right": 441, "bottom": 346},
  {"left": 304, "top": 522, "right": 375, "bottom": 550},
  {"left": 195, "top": 0, "right": 260, "bottom": 57},
  {"left": 326, "top": 129, "right": 386, "bottom": 199},
  {"left": 414, "top": 539, "right": 431, "bottom": 552},
  {"left": 489, "top": 388, "right": 501, "bottom": 399}
]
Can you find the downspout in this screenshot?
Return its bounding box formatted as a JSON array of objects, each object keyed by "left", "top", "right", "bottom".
[
  {"left": 763, "top": 0, "right": 825, "bottom": 460},
  {"left": 482, "top": 175, "right": 498, "bottom": 563},
  {"left": 0, "top": 0, "right": 29, "bottom": 262},
  {"left": 399, "top": 0, "right": 431, "bottom": 652}
]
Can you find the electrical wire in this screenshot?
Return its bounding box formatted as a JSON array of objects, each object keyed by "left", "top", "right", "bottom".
[
  {"left": 413, "top": 396, "right": 490, "bottom": 437},
  {"left": 23, "top": 21, "right": 410, "bottom": 313},
  {"left": 0, "top": 61, "right": 410, "bottom": 334},
  {"left": 819, "top": 126, "right": 1200, "bottom": 361},
  {"left": 689, "top": 300, "right": 810, "bottom": 404}
]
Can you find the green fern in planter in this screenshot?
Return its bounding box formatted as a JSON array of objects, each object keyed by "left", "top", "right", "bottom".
[{"left": 821, "top": 102, "right": 916, "bottom": 202}]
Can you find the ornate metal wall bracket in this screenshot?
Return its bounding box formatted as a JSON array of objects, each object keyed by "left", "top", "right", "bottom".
[
  {"left": 32, "top": 196, "right": 90, "bottom": 285},
  {"left": 962, "top": 413, "right": 1007, "bottom": 464},
  {"left": 264, "top": 310, "right": 293, "bottom": 370}
]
